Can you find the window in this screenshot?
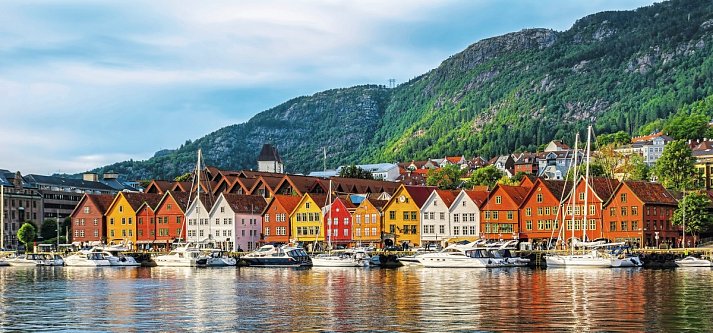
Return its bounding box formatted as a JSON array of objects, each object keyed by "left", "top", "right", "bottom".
[
  {"left": 610, "top": 207, "right": 616, "bottom": 216},
  {"left": 94, "top": 230, "right": 98, "bottom": 237},
  {"left": 453, "top": 226, "right": 460, "bottom": 235},
  {"left": 621, "top": 207, "right": 628, "bottom": 216},
  {"left": 372, "top": 214, "right": 377, "bottom": 223},
  {"left": 493, "top": 211, "right": 499, "bottom": 220},
  {"left": 537, "top": 207, "right": 543, "bottom": 216},
  {"left": 610, "top": 222, "right": 616, "bottom": 231},
  {"left": 589, "top": 205, "right": 595, "bottom": 215},
  {"left": 372, "top": 227, "right": 377, "bottom": 236},
  {"left": 344, "top": 218, "right": 349, "bottom": 225},
  {"left": 216, "top": 218, "right": 220, "bottom": 225},
  {"left": 632, "top": 206, "right": 638, "bottom": 215},
  {"left": 589, "top": 219, "right": 596, "bottom": 230},
  {"left": 507, "top": 211, "right": 513, "bottom": 220},
  {"left": 621, "top": 221, "right": 628, "bottom": 231},
  {"left": 306, "top": 202, "right": 310, "bottom": 209},
  {"left": 620, "top": 193, "right": 627, "bottom": 203},
  {"left": 440, "top": 212, "right": 445, "bottom": 220},
  {"left": 526, "top": 220, "right": 532, "bottom": 230},
  {"left": 343, "top": 229, "right": 348, "bottom": 236},
  {"left": 357, "top": 215, "right": 362, "bottom": 224},
  {"left": 525, "top": 208, "right": 531, "bottom": 216},
  {"left": 167, "top": 204, "right": 172, "bottom": 210},
  {"left": 119, "top": 205, "right": 123, "bottom": 213},
  {"left": 579, "top": 193, "right": 584, "bottom": 201},
  {"left": 264, "top": 227, "right": 270, "bottom": 236},
  {"left": 110, "top": 230, "right": 115, "bottom": 237},
  {"left": 83, "top": 206, "right": 90, "bottom": 214},
  {"left": 495, "top": 196, "right": 502, "bottom": 204},
  {"left": 632, "top": 221, "right": 638, "bottom": 230},
  {"left": 454, "top": 214, "right": 460, "bottom": 223},
  {"left": 389, "top": 211, "right": 396, "bottom": 220},
  {"left": 403, "top": 212, "right": 409, "bottom": 220},
  {"left": 411, "top": 212, "right": 417, "bottom": 220},
  {"left": 439, "top": 225, "right": 445, "bottom": 234},
  {"left": 536, "top": 194, "right": 543, "bottom": 203},
  {"left": 220, "top": 206, "right": 225, "bottom": 213},
  {"left": 93, "top": 218, "right": 98, "bottom": 226},
  {"left": 121, "top": 218, "right": 126, "bottom": 225},
  {"left": 545, "top": 207, "right": 551, "bottom": 215},
  {"left": 356, "top": 229, "right": 362, "bottom": 237},
  {"left": 265, "top": 214, "right": 270, "bottom": 222},
  {"left": 389, "top": 225, "right": 395, "bottom": 233}
]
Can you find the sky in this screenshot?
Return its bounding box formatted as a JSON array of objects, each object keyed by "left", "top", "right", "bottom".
[{"left": 0, "top": 0, "right": 658, "bottom": 175}]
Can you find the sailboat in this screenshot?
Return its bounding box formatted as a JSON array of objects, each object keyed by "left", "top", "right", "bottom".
[
  {"left": 154, "top": 149, "right": 233, "bottom": 267},
  {"left": 311, "top": 180, "right": 370, "bottom": 267},
  {"left": 546, "top": 126, "right": 611, "bottom": 268}
]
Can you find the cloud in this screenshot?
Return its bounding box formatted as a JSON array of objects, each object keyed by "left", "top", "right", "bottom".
[{"left": 0, "top": 0, "right": 658, "bottom": 175}]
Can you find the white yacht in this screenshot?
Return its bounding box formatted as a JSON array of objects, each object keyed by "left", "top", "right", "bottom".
[
  {"left": 91, "top": 246, "right": 140, "bottom": 267},
  {"left": 196, "top": 249, "right": 236, "bottom": 267},
  {"left": 417, "top": 244, "right": 504, "bottom": 268},
  {"left": 153, "top": 244, "right": 202, "bottom": 267},
  {"left": 42, "top": 253, "right": 65, "bottom": 266},
  {"left": 6, "top": 253, "right": 51, "bottom": 266},
  {"left": 64, "top": 251, "right": 112, "bottom": 267},
  {"left": 312, "top": 249, "right": 370, "bottom": 267},
  {"left": 545, "top": 250, "right": 611, "bottom": 268},
  {"left": 605, "top": 243, "right": 643, "bottom": 267},
  {"left": 675, "top": 256, "right": 713, "bottom": 267}
]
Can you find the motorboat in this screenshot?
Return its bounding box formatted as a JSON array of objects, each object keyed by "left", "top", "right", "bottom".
[
  {"left": 312, "top": 248, "right": 370, "bottom": 267},
  {"left": 397, "top": 255, "right": 422, "bottom": 266},
  {"left": 0, "top": 259, "right": 8, "bottom": 267},
  {"left": 605, "top": 243, "right": 643, "bottom": 268},
  {"left": 154, "top": 244, "right": 202, "bottom": 267},
  {"left": 42, "top": 253, "right": 65, "bottom": 266},
  {"left": 417, "top": 244, "right": 504, "bottom": 268},
  {"left": 675, "top": 256, "right": 713, "bottom": 267},
  {"left": 6, "top": 253, "right": 52, "bottom": 266},
  {"left": 196, "top": 249, "right": 237, "bottom": 267},
  {"left": 64, "top": 251, "right": 112, "bottom": 267},
  {"left": 91, "top": 246, "right": 140, "bottom": 267},
  {"left": 241, "top": 245, "right": 311, "bottom": 267},
  {"left": 484, "top": 240, "right": 530, "bottom": 267}
]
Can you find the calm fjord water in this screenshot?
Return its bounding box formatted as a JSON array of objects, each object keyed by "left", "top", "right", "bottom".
[{"left": 1, "top": 266, "right": 712, "bottom": 332}]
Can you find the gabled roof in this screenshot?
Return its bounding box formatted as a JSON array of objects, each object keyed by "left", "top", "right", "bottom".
[
  {"left": 221, "top": 194, "right": 267, "bottom": 214},
  {"left": 263, "top": 194, "right": 302, "bottom": 215},
  {"left": 489, "top": 184, "right": 531, "bottom": 207},
  {"left": 464, "top": 190, "right": 489, "bottom": 206},
  {"left": 446, "top": 156, "right": 464, "bottom": 164},
  {"left": 403, "top": 185, "right": 438, "bottom": 208},
  {"left": 121, "top": 192, "right": 163, "bottom": 212},
  {"left": 144, "top": 180, "right": 174, "bottom": 194},
  {"left": 249, "top": 175, "right": 284, "bottom": 195},
  {"left": 587, "top": 177, "right": 620, "bottom": 203},
  {"left": 275, "top": 174, "right": 320, "bottom": 196},
  {"left": 434, "top": 190, "right": 459, "bottom": 208},
  {"left": 156, "top": 191, "right": 192, "bottom": 212},
  {"left": 70, "top": 193, "right": 115, "bottom": 217},
  {"left": 620, "top": 181, "right": 677, "bottom": 206}
]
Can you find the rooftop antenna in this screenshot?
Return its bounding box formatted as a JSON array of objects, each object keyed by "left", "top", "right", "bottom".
[
  {"left": 388, "top": 78, "right": 396, "bottom": 88},
  {"left": 323, "top": 147, "right": 327, "bottom": 172}
]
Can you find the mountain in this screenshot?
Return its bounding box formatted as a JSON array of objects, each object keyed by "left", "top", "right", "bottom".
[{"left": 94, "top": 0, "right": 713, "bottom": 180}]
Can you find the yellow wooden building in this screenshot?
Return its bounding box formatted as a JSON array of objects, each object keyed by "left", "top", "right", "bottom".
[
  {"left": 290, "top": 193, "right": 328, "bottom": 248},
  {"left": 381, "top": 185, "right": 436, "bottom": 249},
  {"left": 104, "top": 192, "right": 162, "bottom": 247},
  {"left": 352, "top": 197, "right": 388, "bottom": 247}
]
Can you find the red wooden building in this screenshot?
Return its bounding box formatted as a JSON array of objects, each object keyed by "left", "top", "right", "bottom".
[
  {"left": 152, "top": 191, "right": 190, "bottom": 250},
  {"left": 324, "top": 196, "right": 356, "bottom": 247},
  {"left": 70, "top": 194, "right": 114, "bottom": 245},
  {"left": 262, "top": 195, "right": 301, "bottom": 244},
  {"left": 481, "top": 184, "right": 531, "bottom": 240}
]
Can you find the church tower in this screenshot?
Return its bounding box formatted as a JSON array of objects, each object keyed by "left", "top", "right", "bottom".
[{"left": 257, "top": 144, "right": 284, "bottom": 173}]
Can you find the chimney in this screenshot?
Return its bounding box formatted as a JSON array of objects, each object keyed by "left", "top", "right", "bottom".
[{"left": 83, "top": 173, "right": 99, "bottom": 182}]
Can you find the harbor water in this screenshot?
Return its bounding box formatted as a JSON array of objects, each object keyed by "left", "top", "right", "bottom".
[{"left": 1, "top": 266, "right": 712, "bottom": 332}]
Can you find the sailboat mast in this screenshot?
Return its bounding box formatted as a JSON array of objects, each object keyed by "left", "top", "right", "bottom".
[
  {"left": 570, "top": 133, "right": 580, "bottom": 255},
  {"left": 583, "top": 125, "right": 592, "bottom": 242},
  {"left": 682, "top": 189, "right": 686, "bottom": 248},
  {"left": 328, "top": 180, "right": 332, "bottom": 251},
  {"left": 197, "top": 149, "right": 202, "bottom": 244}
]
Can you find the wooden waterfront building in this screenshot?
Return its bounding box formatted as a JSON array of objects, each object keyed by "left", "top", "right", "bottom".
[
  {"left": 481, "top": 184, "right": 530, "bottom": 241},
  {"left": 69, "top": 194, "right": 114, "bottom": 246},
  {"left": 152, "top": 191, "right": 190, "bottom": 250},
  {"left": 603, "top": 181, "right": 679, "bottom": 248},
  {"left": 352, "top": 197, "right": 387, "bottom": 248},
  {"left": 382, "top": 185, "right": 436, "bottom": 249},
  {"left": 518, "top": 179, "right": 571, "bottom": 247},
  {"left": 262, "top": 195, "right": 302, "bottom": 245}
]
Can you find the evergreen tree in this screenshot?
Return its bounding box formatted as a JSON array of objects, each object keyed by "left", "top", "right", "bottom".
[{"left": 671, "top": 192, "right": 713, "bottom": 240}]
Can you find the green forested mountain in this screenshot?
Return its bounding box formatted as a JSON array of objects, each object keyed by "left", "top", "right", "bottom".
[{"left": 95, "top": 0, "right": 713, "bottom": 180}]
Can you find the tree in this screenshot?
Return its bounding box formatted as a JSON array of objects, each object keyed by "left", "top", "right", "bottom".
[
  {"left": 338, "top": 165, "right": 374, "bottom": 180},
  {"left": 628, "top": 154, "right": 650, "bottom": 181},
  {"left": 466, "top": 165, "right": 503, "bottom": 189},
  {"left": 671, "top": 192, "right": 713, "bottom": 240},
  {"left": 174, "top": 172, "right": 192, "bottom": 182},
  {"left": 566, "top": 160, "right": 608, "bottom": 180},
  {"left": 664, "top": 112, "right": 709, "bottom": 140},
  {"left": 426, "top": 165, "right": 464, "bottom": 190},
  {"left": 596, "top": 131, "right": 631, "bottom": 147},
  {"left": 41, "top": 219, "right": 58, "bottom": 240},
  {"left": 17, "top": 222, "right": 37, "bottom": 252},
  {"left": 653, "top": 140, "right": 696, "bottom": 189}
]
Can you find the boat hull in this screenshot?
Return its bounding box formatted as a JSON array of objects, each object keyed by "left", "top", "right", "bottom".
[
  {"left": 545, "top": 255, "right": 611, "bottom": 268},
  {"left": 242, "top": 257, "right": 309, "bottom": 267},
  {"left": 311, "top": 257, "right": 368, "bottom": 267},
  {"left": 675, "top": 257, "right": 713, "bottom": 267},
  {"left": 418, "top": 256, "right": 498, "bottom": 268}
]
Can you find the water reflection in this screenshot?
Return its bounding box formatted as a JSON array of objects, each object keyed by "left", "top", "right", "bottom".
[{"left": 0, "top": 266, "right": 712, "bottom": 331}]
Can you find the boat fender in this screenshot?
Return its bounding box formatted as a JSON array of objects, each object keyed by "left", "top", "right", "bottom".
[
  {"left": 665, "top": 254, "right": 674, "bottom": 261},
  {"left": 120, "top": 257, "right": 126, "bottom": 262},
  {"left": 488, "top": 259, "right": 492, "bottom": 265}
]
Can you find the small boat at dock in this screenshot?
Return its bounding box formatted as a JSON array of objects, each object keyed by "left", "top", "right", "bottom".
[
  {"left": 675, "top": 256, "right": 713, "bottom": 267},
  {"left": 241, "top": 245, "right": 311, "bottom": 267}
]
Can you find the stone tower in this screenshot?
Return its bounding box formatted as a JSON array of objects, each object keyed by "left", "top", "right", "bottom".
[{"left": 257, "top": 144, "right": 284, "bottom": 173}]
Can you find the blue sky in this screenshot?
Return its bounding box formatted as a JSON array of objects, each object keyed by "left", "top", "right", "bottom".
[{"left": 0, "top": 0, "right": 657, "bottom": 175}]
